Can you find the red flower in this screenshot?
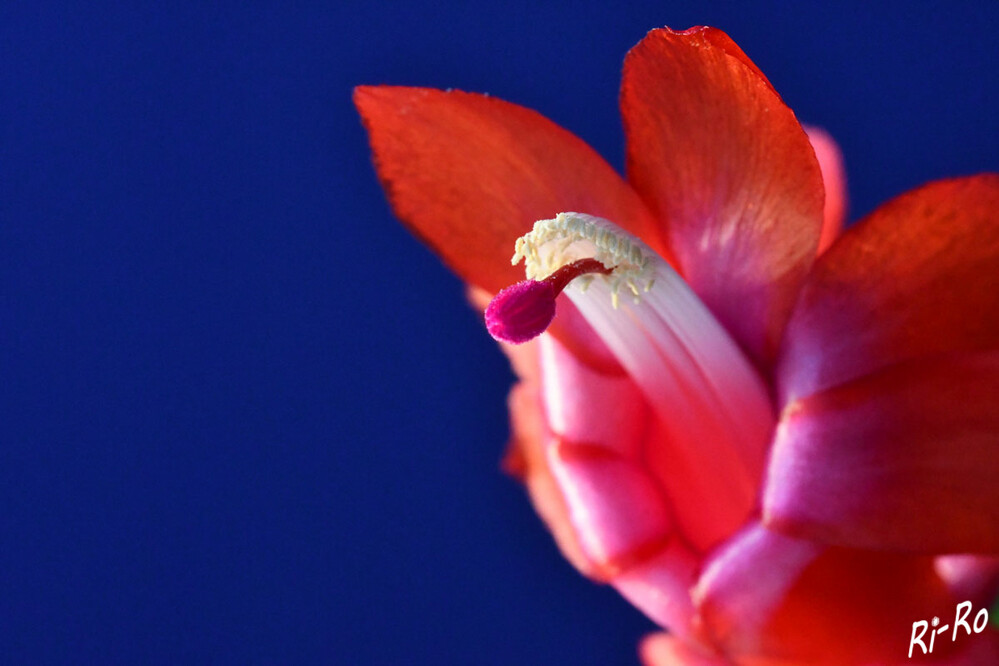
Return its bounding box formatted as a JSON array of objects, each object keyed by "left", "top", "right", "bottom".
[{"left": 356, "top": 26, "right": 998, "bottom": 665}]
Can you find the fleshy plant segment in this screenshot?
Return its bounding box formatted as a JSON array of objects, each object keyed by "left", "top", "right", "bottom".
[{"left": 356, "top": 24, "right": 999, "bottom": 664}]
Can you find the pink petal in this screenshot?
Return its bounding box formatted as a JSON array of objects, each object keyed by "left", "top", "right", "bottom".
[
  {"left": 613, "top": 540, "right": 700, "bottom": 638},
  {"left": 548, "top": 439, "right": 673, "bottom": 577},
  {"left": 503, "top": 381, "right": 596, "bottom": 578},
  {"left": 640, "top": 632, "right": 731, "bottom": 666},
  {"left": 777, "top": 174, "right": 999, "bottom": 405},
  {"left": 621, "top": 27, "right": 824, "bottom": 366},
  {"left": 764, "top": 352, "right": 999, "bottom": 554},
  {"left": 935, "top": 555, "right": 999, "bottom": 608},
  {"left": 804, "top": 125, "right": 848, "bottom": 254},
  {"left": 509, "top": 336, "right": 679, "bottom": 583},
  {"left": 537, "top": 336, "right": 665, "bottom": 578},
  {"left": 693, "top": 523, "right": 959, "bottom": 664},
  {"left": 538, "top": 336, "right": 645, "bottom": 457}
]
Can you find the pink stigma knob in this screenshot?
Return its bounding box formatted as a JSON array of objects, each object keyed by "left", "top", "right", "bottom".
[
  {"left": 484, "top": 258, "right": 612, "bottom": 344},
  {"left": 484, "top": 280, "right": 556, "bottom": 344}
]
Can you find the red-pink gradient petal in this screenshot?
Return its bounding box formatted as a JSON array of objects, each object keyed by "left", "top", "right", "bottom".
[
  {"left": 764, "top": 352, "right": 999, "bottom": 554},
  {"left": 536, "top": 337, "right": 714, "bottom": 633},
  {"left": 621, "top": 27, "right": 824, "bottom": 366},
  {"left": 508, "top": 336, "right": 683, "bottom": 582},
  {"left": 693, "top": 523, "right": 959, "bottom": 665},
  {"left": 643, "top": 415, "right": 759, "bottom": 555},
  {"left": 777, "top": 174, "right": 999, "bottom": 405},
  {"left": 804, "top": 125, "right": 847, "bottom": 253},
  {"left": 502, "top": 381, "right": 596, "bottom": 578},
  {"left": 549, "top": 440, "right": 673, "bottom": 578}
]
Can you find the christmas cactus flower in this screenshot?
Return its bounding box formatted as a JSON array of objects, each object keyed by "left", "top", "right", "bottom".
[{"left": 355, "top": 26, "right": 998, "bottom": 665}]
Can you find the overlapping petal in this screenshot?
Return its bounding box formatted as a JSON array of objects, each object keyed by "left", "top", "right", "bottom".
[
  {"left": 693, "top": 523, "right": 960, "bottom": 665},
  {"left": 621, "top": 27, "right": 825, "bottom": 366},
  {"left": 764, "top": 352, "right": 999, "bottom": 554},
  {"left": 537, "top": 336, "right": 673, "bottom": 578},
  {"left": 614, "top": 543, "right": 700, "bottom": 639},
  {"left": 777, "top": 174, "right": 999, "bottom": 405}
]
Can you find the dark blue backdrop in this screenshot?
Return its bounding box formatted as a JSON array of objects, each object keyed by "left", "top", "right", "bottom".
[{"left": 2, "top": 2, "right": 996, "bottom": 664}]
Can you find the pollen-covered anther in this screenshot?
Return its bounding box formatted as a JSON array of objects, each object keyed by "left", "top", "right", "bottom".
[
  {"left": 511, "top": 212, "right": 656, "bottom": 309},
  {"left": 485, "top": 212, "right": 659, "bottom": 343},
  {"left": 484, "top": 258, "right": 611, "bottom": 344}
]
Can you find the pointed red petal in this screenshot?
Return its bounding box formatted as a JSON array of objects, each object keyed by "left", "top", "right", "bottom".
[
  {"left": 620, "top": 27, "right": 824, "bottom": 366},
  {"left": 777, "top": 174, "right": 999, "bottom": 404},
  {"left": 764, "top": 352, "right": 999, "bottom": 554},
  {"left": 804, "top": 125, "right": 848, "bottom": 254},
  {"left": 694, "top": 523, "right": 959, "bottom": 665},
  {"left": 354, "top": 85, "right": 658, "bottom": 295}
]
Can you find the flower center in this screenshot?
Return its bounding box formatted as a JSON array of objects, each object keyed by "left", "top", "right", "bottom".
[
  {"left": 483, "top": 212, "right": 776, "bottom": 551},
  {"left": 485, "top": 212, "right": 656, "bottom": 344}
]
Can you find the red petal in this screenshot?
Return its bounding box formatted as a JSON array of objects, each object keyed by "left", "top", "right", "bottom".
[
  {"left": 777, "top": 174, "right": 999, "bottom": 404},
  {"left": 538, "top": 336, "right": 644, "bottom": 455},
  {"left": 693, "top": 523, "right": 959, "bottom": 665},
  {"left": 613, "top": 541, "right": 700, "bottom": 637},
  {"left": 354, "top": 86, "right": 659, "bottom": 295},
  {"left": 764, "top": 352, "right": 999, "bottom": 554},
  {"left": 620, "top": 27, "right": 824, "bottom": 366},
  {"left": 643, "top": 414, "right": 759, "bottom": 554},
  {"left": 804, "top": 125, "right": 848, "bottom": 254},
  {"left": 691, "top": 27, "right": 775, "bottom": 93}
]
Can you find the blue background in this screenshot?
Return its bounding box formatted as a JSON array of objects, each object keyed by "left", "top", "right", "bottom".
[{"left": 2, "top": 2, "right": 996, "bottom": 664}]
